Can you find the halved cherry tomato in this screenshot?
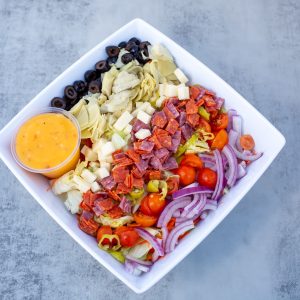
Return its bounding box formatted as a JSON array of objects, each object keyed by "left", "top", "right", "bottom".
[
  {"left": 96, "top": 225, "right": 112, "bottom": 243},
  {"left": 115, "top": 226, "right": 133, "bottom": 236},
  {"left": 119, "top": 230, "right": 139, "bottom": 247},
  {"left": 166, "top": 177, "right": 179, "bottom": 195},
  {"left": 175, "top": 165, "right": 196, "bottom": 186},
  {"left": 141, "top": 193, "right": 166, "bottom": 216},
  {"left": 198, "top": 118, "right": 211, "bottom": 132},
  {"left": 211, "top": 129, "right": 228, "bottom": 150},
  {"left": 180, "top": 154, "right": 203, "bottom": 168},
  {"left": 133, "top": 212, "right": 157, "bottom": 227},
  {"left": 240, "top": 134, "right": 255, "bottom": 150},
  {"left": 197, "top": 168, "right": 217, "bottom": 189},
  {"left": 211, "top": 113, "right": 228, "bottom": 131}
]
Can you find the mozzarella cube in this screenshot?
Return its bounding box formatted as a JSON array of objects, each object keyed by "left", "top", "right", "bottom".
[
  {"left": 91, "top": 181, "right": 102, "bottom": 193},
  {"left": 135, "top": 129, "right": 151, "bottom": 140},
  {"left": 145, "top": 105, "right": 156, "bottom": 115},
  {"left": 81, "top": 168, "right": 97, "bottom": 184},
  {"left": 137, "top": 110, "right": 151, "bottom": 125},
  {"left": 112, "top": 133, "right": 126, "bottom": 149},
  {"left": 159, "top": 83, "right": 167, "bottom": 96},
  {"left": 80, "top": 145, "right": 89, "bottom": 156},
  {"left": 89, "top": 161, "right": 100, "bottom": 169},
  {"left": 94, "top": 167, "right": 110, "bottom": 180},
  {"left": 100, "top": 161, "right": 111, "bottom": 171},
  {"left": 84, "top": 148, "right": 98, "bottom": 162},
  {"left": 100, "top": 142, "right": 115, "bottom": 157},
  {"left": 113, "top": 111, "right": 133, "bottom": 131},
  {"left": 73, "top": 175, "right": 91, "bottom": 193},
  {"left": 165, "top": 84, "right": 178, "bottom": 97},
  {"left": 177, "top": 84, "right": 190, "bottom": 100},
  {"left": 92, "top": 138, "right": 107, "bottom": 152},
  {"left": 123, "top": 124, "right": 132, "bottom": 135},
  {"left": 174, "top": 68, "right": 189, "bottom": 84},
  {"left": 156, "top": 96, "right": 166, "bottom": 108}
]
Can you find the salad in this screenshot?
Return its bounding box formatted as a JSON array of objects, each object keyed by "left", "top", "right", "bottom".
[{"left": 50, "top": 37, "right": 262, "bottom": 275}]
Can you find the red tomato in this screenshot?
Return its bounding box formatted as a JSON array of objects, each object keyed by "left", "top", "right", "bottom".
[
  {"left": 198, "top": 118, "right": 211, "bottom": 132},
  {"left": 96, "top": 225, "right": 112, "bottom": 243},
  {"left": 180, "top": 154, "right": 203, "bottom": 168},
  {"left": 211, "top": 113, "right": 228, "bottom": 131},
  {"left": 175, "top": 165, "right": 196, "bottom": 186},
  {"left": 211, "top": 129, "right": 228, "bottom": 150},
  {"left": 197, "top": 168, "right": 217, "bottom": 189},
  {"left": 141, "top": 193, "right": 166, "bottom": 216},
  {"left": 119, "top": 230, "right": 140, "bottom": 247},
  {"left": 166, "top": 177, "right": 179, "bottom": 195},
  {"left": 133, "top": 212, "right": 158, "bottom": 227},
  {"left": 240, "top": 134, "right": 255, "bottom": 150}
]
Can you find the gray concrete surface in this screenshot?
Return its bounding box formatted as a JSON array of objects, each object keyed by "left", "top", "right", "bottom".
[{"left": 0, "top": 0, "right": 299, "bottom": 299}]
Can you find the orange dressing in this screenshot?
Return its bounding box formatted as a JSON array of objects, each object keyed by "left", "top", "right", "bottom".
[{"left": 15, "top": 113, "right": 79, "bottom": 178}]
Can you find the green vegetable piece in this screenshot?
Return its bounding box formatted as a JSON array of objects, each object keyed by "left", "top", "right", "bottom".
[
  {"left": 159, "top": 180, "right": 168, "bottom": 200},
  {"left": 98, "top": 234, "right": 121, "bottom": 251},
  {"left": 108, "top": 250, "right": 125, "bottom": 263},
  {"left": 198, "top": 106, "right": 210, "bottom": 121},
  {"left": 147, "top": 180, "right": 160, "bottom": 192},
  {"left": 129, "top": 188, "right": 145, "bottom": 200}
]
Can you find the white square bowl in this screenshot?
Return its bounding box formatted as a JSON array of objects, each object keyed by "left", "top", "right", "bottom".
[{"left": 0, "top": 18, "right": 285, "bottom": 293}]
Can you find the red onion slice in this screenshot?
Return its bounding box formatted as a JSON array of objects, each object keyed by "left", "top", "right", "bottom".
[
  {"left": 157, "top": 198, "right": 192, "bottom": 228},
  {"left": 173, "top": 186, "right": 213, "bottom": 200},
  {"left": 135, "top": 228, "right": 164, "bottom": 257},
  {"left": 126, "top": 255, "right": 153, "bottom": 266},
  {"left": 165, "top": 220, "right": 194, "bottom": 253},
  {"left": 222, "top": 145, "right": 238, "bottom": 187},
  {"left": 212, "top": 149, "right": 224, "bottom": 200},
  {"left": 227, "top": 109, "right": 237, "bottom": 132},
  {"left": 181, "top": 194, "right": 200, "bottom": 218},
  {"left": 185, "top": 194, "right": 206, "bottom": 219}
]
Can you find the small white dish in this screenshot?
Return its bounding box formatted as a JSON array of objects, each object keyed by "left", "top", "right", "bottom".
[{"left": 0, "top": 18, "right": 285, "bottom": 293}]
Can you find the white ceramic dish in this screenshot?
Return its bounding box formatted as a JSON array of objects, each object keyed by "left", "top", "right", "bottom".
[{"left": 0, "top": 19, "right": 285, "bottom": 293}]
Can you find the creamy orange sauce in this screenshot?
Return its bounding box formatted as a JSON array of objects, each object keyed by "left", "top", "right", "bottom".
[{"left": 15, "top": 113, "right": 79, "bottom": 178}]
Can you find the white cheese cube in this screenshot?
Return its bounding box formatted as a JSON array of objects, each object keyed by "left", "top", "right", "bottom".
[
  {"left": 80, "top": 145, "right": 89, "bottom": 156},
  {"left": 100, "top": 142, "right": 116, "bottom": 157},
  {"left": 123, "top": 124, "right": 132, "bottom": 135},
  {"left": 94, "top": 167, "right": 110, "bottom": 180},
  {"left": 137, "top": 110, "right": 151, "bottom": 125},
  {"left": 84, "top": 148, "right": 98, "bottom": 162},
  {"left": 73, "top": 175, "right": 91, "bottom": 193},
  {"left": 156, "top": 96, "right": 166, "bottom": 108},
  {"left": 81, "top": 168, "right": 97, "bottom": 184},
  {"left": 145, "top": 105, "right": 156, "bottom": 115},
  {"left": 100, "top": 161, "right": 111, "bottom": 171},
  {"left": 104, "top": 155, "right": 113, "bottom": 163},
  {"left": 92, "top": 138, "right": 107, "bottom": 152},
  {"left": 159, "top": 83, "right": 167, "bottom": 96},
  {"left": 177, "top": 84, "right": 190, "bottom": 100},
  {"left": 165, "top": 84, "right": 178, "bottom": 97},
  {"left": 113, "top": 111, "right": 133, "bottom": 131},
  {"left": 136, "top": 102, "right": 143, "bottom": 108},
  {"left": 64, "top": 190, "right": 83, "bottom": 214},
  {"left": 91, "top": 181, "right": 102, "bottom": 193},
  {"left": 112, "top": 133, "right": 126, "bottom": 149},
  {"left": 174, "top": 68, "right": 189, "bottom": 84},
  {"left": 135, "top": 129, "right": 152, "bottom": 140},
  {"left": 89, "top": 161, "right": 100, "bottom": 169}
]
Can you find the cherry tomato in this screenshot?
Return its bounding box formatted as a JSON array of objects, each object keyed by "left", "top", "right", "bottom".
[
  {"left": 96, "top": 225, "right": 112, "bottom": 243},
  {"left": 140, "top": 195, "right": 153, "bottom": 216},
  {"left": 133, "top": 212, "right": 157, "bottom": 227},
  {"left": 180, "top": 154, "right": 203, "bottom": 168},
  {"left": 147, "top": 193, "right": 166, "bottom": 216},
  {"left": 166, "top": 177, "right": 179, "bottom": 195},
  {"left": 198, "top": 118, "right": 211, "bottom": 132},
  {"left": 211, "top": 129, "right": 228, "bottom": 150},
  {"left": 115, "top": 226, "right": 132, "bottom": 236},
  {"left": 211, "top": 113, "right": 228, "bottom": 131},
  {"left": 175, "top": 165, "right": 196, "bottom": 186},
  {"left": 240, "top": 134, "right": 255, "bottom": 150},
  {"left": 197, "top": 168, "right": 217, "bottom": 189},
  {"left": 119, "top": 230, "right": 140, "bottom": 247}
]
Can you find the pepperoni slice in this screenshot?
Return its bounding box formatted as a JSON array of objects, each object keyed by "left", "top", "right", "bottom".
[
  {"left": 107, "top": 206, "right": 124, "bottom": 219},
  {"left": 151, "top": 111, "right": 167, "bottom": 128},
  {"left": 187, "top": 113, "right": 200, "bottom": 128},
  {"left": 165, "top": 119, "right": 179, "bottom": 134},
  {"left": 186, "top": 99, "right": 198, "bottom": 114}
]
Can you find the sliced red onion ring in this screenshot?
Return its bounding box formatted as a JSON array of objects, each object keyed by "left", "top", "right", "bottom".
[
  {"left": 198, "top": 154, "right": 216, "bottom": 170},
  {"left": 232, "top": 115, "right": 243, "bottom": 151},
  {"left": 161, "top": 226, "right": 169, "bottom": 248},
  {"left": 173, "top": 186, "right": 213, "bottom": 200},
  {"left": 182, "top": 182, "right": 199, "bottom": 189},
  {"left": 181, "top": 194, "right": 200, "bottom": 218},
  {"left": 185, "top": 194, "right": 206, "bottom": 219},
  {"left": 212, "top": 149, "right": 224, "bottom": 201},
  {"left": 136, "top": 264, "right": 150, "bottom": 272},
  {"left": 126, "top": 255, "right": 153, "bottom": 266},
  {"left": 222, "top": 145, "right": 238, "bottom": 187},
  {"left": 173, "top": 209, "right": 182, "bottom": 218},
  {"left": 229, "top": 130, "right": 263, "bottom": 161},
  {"left": 165, "top": 220, "right": 194, "bottom": 253},
  {"left": 157, "top": 198, "right": 192, "bottom": 228},
  {"left": 124, "top": 260, "right": 143, "bottom": 276},
  {"left": 203, "top": 199, "right": 217, "bottom": 211},
  {"left": 227, "top": 109, "right": 237, "bottom": 132},
  {"left": 237, "top": 162, "right": 247, "bottom": 179},
  {"left": 200, "top": 211, "right": 208, "bottom": 219},
  {"left": 135, "top": 228, "right": 164, "bottom": 257}
]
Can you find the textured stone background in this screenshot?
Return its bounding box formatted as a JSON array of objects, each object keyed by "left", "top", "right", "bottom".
[{"left": 0, "top": 0, "right": 299, "bottom": 299}]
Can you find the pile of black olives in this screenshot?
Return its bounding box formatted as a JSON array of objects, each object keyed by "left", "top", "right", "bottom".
[{"left": 50, "top": 37, "right": 151, "bottom": 111}]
